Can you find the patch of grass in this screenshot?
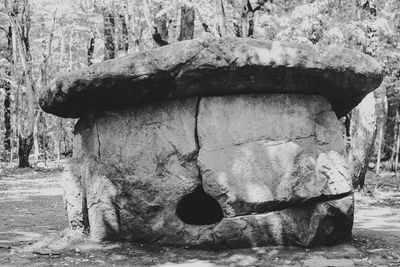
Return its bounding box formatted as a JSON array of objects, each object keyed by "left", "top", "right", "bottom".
[{"left": 0, "top": 163, "right": 64, "bottom": 177}]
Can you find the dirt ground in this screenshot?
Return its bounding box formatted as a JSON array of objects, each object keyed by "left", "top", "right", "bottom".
[{"left": 0, "top": 165, "right": 399, "bottom": 267}]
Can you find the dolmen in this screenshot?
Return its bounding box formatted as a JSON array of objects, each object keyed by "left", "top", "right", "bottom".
[{"left": 39, "top": 37, "right": 383, "bottom": 248}]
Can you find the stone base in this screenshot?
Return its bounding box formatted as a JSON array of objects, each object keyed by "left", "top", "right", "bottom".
[
  {"left": 62, "top": 94, "right": 353, "bottom": 248},
  {"left": 151, "top": 194, "right": 354, "bottom": 248}
]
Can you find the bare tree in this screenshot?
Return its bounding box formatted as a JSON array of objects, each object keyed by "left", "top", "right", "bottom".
[
  {"left": 1, "top": 26, "right": 12, "bottom": 157},
  {"left": 119, "top": 14, "right": 129, "bottom": 52},
  {"left": 154, "top": 3, "right": 169, "bottom": 46},
  {"left": 349, "top": 92, "right": 377, "bottom": 189},
  {"left": 216, "top": 0, "right": 227, "bottom": 36},
  {"left": 6, "top": 0, "right": 39, "bottom": 167},
  {"left": 178, "top": 5, "right": 195, "bottom": 41},
  {"left": 103, "top": 9, "right": 115, "bottom": 60},
  {"left": 238, "top": 0, "right": 271, "bottom": 37},
  {"left": 87, "top": 32, "right": 95, "bottom": 66},
  {"left": 33, "top": 10, "right": 56, "bottom": 161},
  {"left": 142, "top": 0, "right": 168, "bottom": 47}
]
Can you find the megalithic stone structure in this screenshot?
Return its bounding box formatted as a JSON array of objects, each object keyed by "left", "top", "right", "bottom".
[{"left": 39, "top": 37, "right": 383, "bottom": 248}]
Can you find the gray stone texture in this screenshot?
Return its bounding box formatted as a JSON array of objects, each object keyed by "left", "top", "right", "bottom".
[
  {"left": 65, "top": 95, "right": 353, "bottom": 248},
  {"left": 80, "top": 98, "right": 200, "bottom": 242},
  {"left": 41, "top": 37, "right": 383, "bottom": 248},
  {"left": 39, "top": 37, "right": 383, "bottom": 118},
  {"left": 197, "top": 94, "right": 351, "bottom": 217},
  {"left": 211, "top": 194, "right": 354, "bottom": 248}
]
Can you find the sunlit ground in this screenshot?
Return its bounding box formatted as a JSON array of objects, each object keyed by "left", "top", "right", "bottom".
[{"left": 0, "top": 165, "right": 399, "bottom": 266}]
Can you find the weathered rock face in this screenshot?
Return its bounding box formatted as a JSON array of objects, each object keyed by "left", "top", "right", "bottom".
[
  {"left": 70, "top": 98, "right": 201, "bottom": 242},
  {"left": 64, "top": 95, "right": 354, "bottom": 248},
  {"left": 197, "top": 94, "right": 351, "bottom": 217},
  {"left": 212, "top": 194, "right": 354, "bottom": 248},
  {"left": 39, "top": 38, "right": 383, "bottom": 119},
  {"left": 39, "top": 37, "right": 384, "bottom": 249}
]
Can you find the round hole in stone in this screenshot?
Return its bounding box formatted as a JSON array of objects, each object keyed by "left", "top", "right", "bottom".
[{"left": 176, "top": 187, "right": 223, "bottom": 225}]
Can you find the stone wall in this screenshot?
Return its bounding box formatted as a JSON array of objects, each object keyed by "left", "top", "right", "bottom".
[{"left": 62, "top": 94, "right": 353, "bottom": 248}]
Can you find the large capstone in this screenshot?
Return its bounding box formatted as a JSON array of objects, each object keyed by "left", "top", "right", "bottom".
[
  {"left": 40, "top": 38, "right": 382, "bottom": 119},
  {"left": 40, "top": 37, "right": 383, "bottom": 248}
]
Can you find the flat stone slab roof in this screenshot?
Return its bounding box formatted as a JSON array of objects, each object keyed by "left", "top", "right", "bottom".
[{"left": 39, "top": 37, "right": 383, "bottom": 118}]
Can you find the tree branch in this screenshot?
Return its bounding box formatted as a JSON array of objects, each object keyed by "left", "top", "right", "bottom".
[
  {"left": 246, "top": 0, "right": 253, "bottom": 12},
  {"left": 253, "top": 5, "right": 263, "bottom": 12},
  {"left": 193, "top": 2, "right": 219, "bottom": 36},
  {"left": 0, "top": 26, "right": 8, "bottom": 33},
  {"left": 152, "top": 27, "right": 168, "bottom": 46}
]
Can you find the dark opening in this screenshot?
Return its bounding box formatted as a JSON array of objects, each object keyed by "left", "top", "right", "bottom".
[{"left": 176, "top": 187, "right": 224, "bottom": 225}]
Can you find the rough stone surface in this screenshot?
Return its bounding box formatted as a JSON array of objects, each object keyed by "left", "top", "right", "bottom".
[
  {"left": 39, "top": 37, "right": 383, "bottom": 118},
  {"left": 211, "top": 194, "right": 354, "bottom": 248},
  {"left": 62, "top": 94, "right": 354, "bottom": 248},
  {"left": 72, "top": 98, "right": 201, "bottom": 242},
  {"left": 198, "top": 94, "right": 351, "bottom": 217},
  {"left": 349, "top": 92, "right": 377, "bottom": 189},
  {"left": 41, "top": 35, "right": 379, "bottom": 249},
  {"left": 61, "top": 160, "right": 87, "bottom": 234},
  {"left": 60, "top": 115, "right": 95, "bottom": 235},
  {"left": 304, "top": 257, "right": 355, "bottom": 267}
]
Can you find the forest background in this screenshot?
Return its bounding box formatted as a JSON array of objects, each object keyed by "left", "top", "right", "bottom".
[{"left": 0, "top": 0, "right": 399, "bottom": 189}]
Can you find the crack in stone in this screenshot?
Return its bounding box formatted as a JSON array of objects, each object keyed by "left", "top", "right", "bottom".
[
  {"left": 193, "top": 97, "right": 203, "bottom": 185},
  {"left": 88, "top": 198, "right": 103, "bottom": 209},
  {"left": 194, "top": 97, "right": 201, "bottom": 152},
  {"left": 172, "top": 41, "right": 205, "bottom": 79},
  {"left": 231, "top": 191, "right": 353, "bottom": 219},
  {"left": 231, "top": 135, "right": 315, "bottom": 147},
  {"left": 95, "top": 117, "right": 101, "bottom": 158},
  {"left": 202, "top": 135, "right": 315, "bottom": 152}
]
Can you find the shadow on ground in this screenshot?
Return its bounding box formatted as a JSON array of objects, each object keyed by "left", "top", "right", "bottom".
[{"left": 0, "top": 166, "right": 399, "bottom": 266}]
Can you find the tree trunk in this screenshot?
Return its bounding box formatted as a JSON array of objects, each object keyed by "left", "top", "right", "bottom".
[
  {"left": 384, "top": 82, "right": 398, "bottom": 160},
  {"left": 7, "top": 0, "right": 37, "bottom": 168},
  {"left": 33, "top": 11, "right": 55, "bottom": 161},
  {"left": 349, "top": 92, "right": 377, "bottom": 189},
  {"left": 247, "top": 10, "right": 255, "bottom": 36},
  {"left": 375, "top": 122, "right": 383, "bottom": 175},
  {"left": 395, "top": 122, "right": 400, "bottom": 175},
  {"left": 155, "top": 7, "right": 168, "bottom": 41},
  {"left": 153, "top": 4, "right": 169, "bottom": 46},
  {"left": 103, "top": 10, "right": 115, "bottom": 60},
  {"left": 167, "top": 7, "right": 179, "bottom": 43},
  {"left": 178, "top": 5, "right": 195, "bottom": 41},
  {"left": 240, "top": 0, "right": 261, "bottom": 37},
  {"left": 87, "top": 33, "right": 95, "bottom": 66},
  {"left": 3, "top": 26, "right": 12, "bottom": 154},
  {"left": 141, "top": 0, "right": 169, "bottom": 47},
  {"left": 174, "top": 5, "right": 181, "bottom": 42},
  {"left": 68, "top": 32, "right": 74, "bottom": 70},
  {"left": 237, "top": 0, "right": 248, "bottom": 37},
  {"left": 393, "top": 110, "right": 400, "bottom": 171},
  {"left": 142, "top": 0, "right": 153, "bottom": 31},
  {"left": 119, "top": 14, "right": 129, "bottom": 52},
  {"left": 59, "top": 30, "right": 65, "bottom": 70},
  {"left": 129, "top": 4, "right": 143, "bottom": 52},
  {"left": 18, "top": 134, "right": 33, "bottom": 168},
  {"left": 33, "top": 110, "right": 41, "bottom": 160},
  {"left": 11, "top": 16, "right": 19, "bottom": 165},
  {"left": 3, "top": 79, "right": 11, "bottom": 152},
  {"left": 193, "top": 3, "right": 213, "bottom": 35},
  {"left": 216, "top": 0, "right": 227, "bottom": 36}
]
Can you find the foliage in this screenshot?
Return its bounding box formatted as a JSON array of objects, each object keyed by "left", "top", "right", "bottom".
[{"left": 0, "top": 0, "right": 399, "bottom": 167}]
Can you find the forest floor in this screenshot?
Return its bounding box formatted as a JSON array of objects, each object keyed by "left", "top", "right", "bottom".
[{"left": 0, "top": 164, "right": 399, "bottom": 266}]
